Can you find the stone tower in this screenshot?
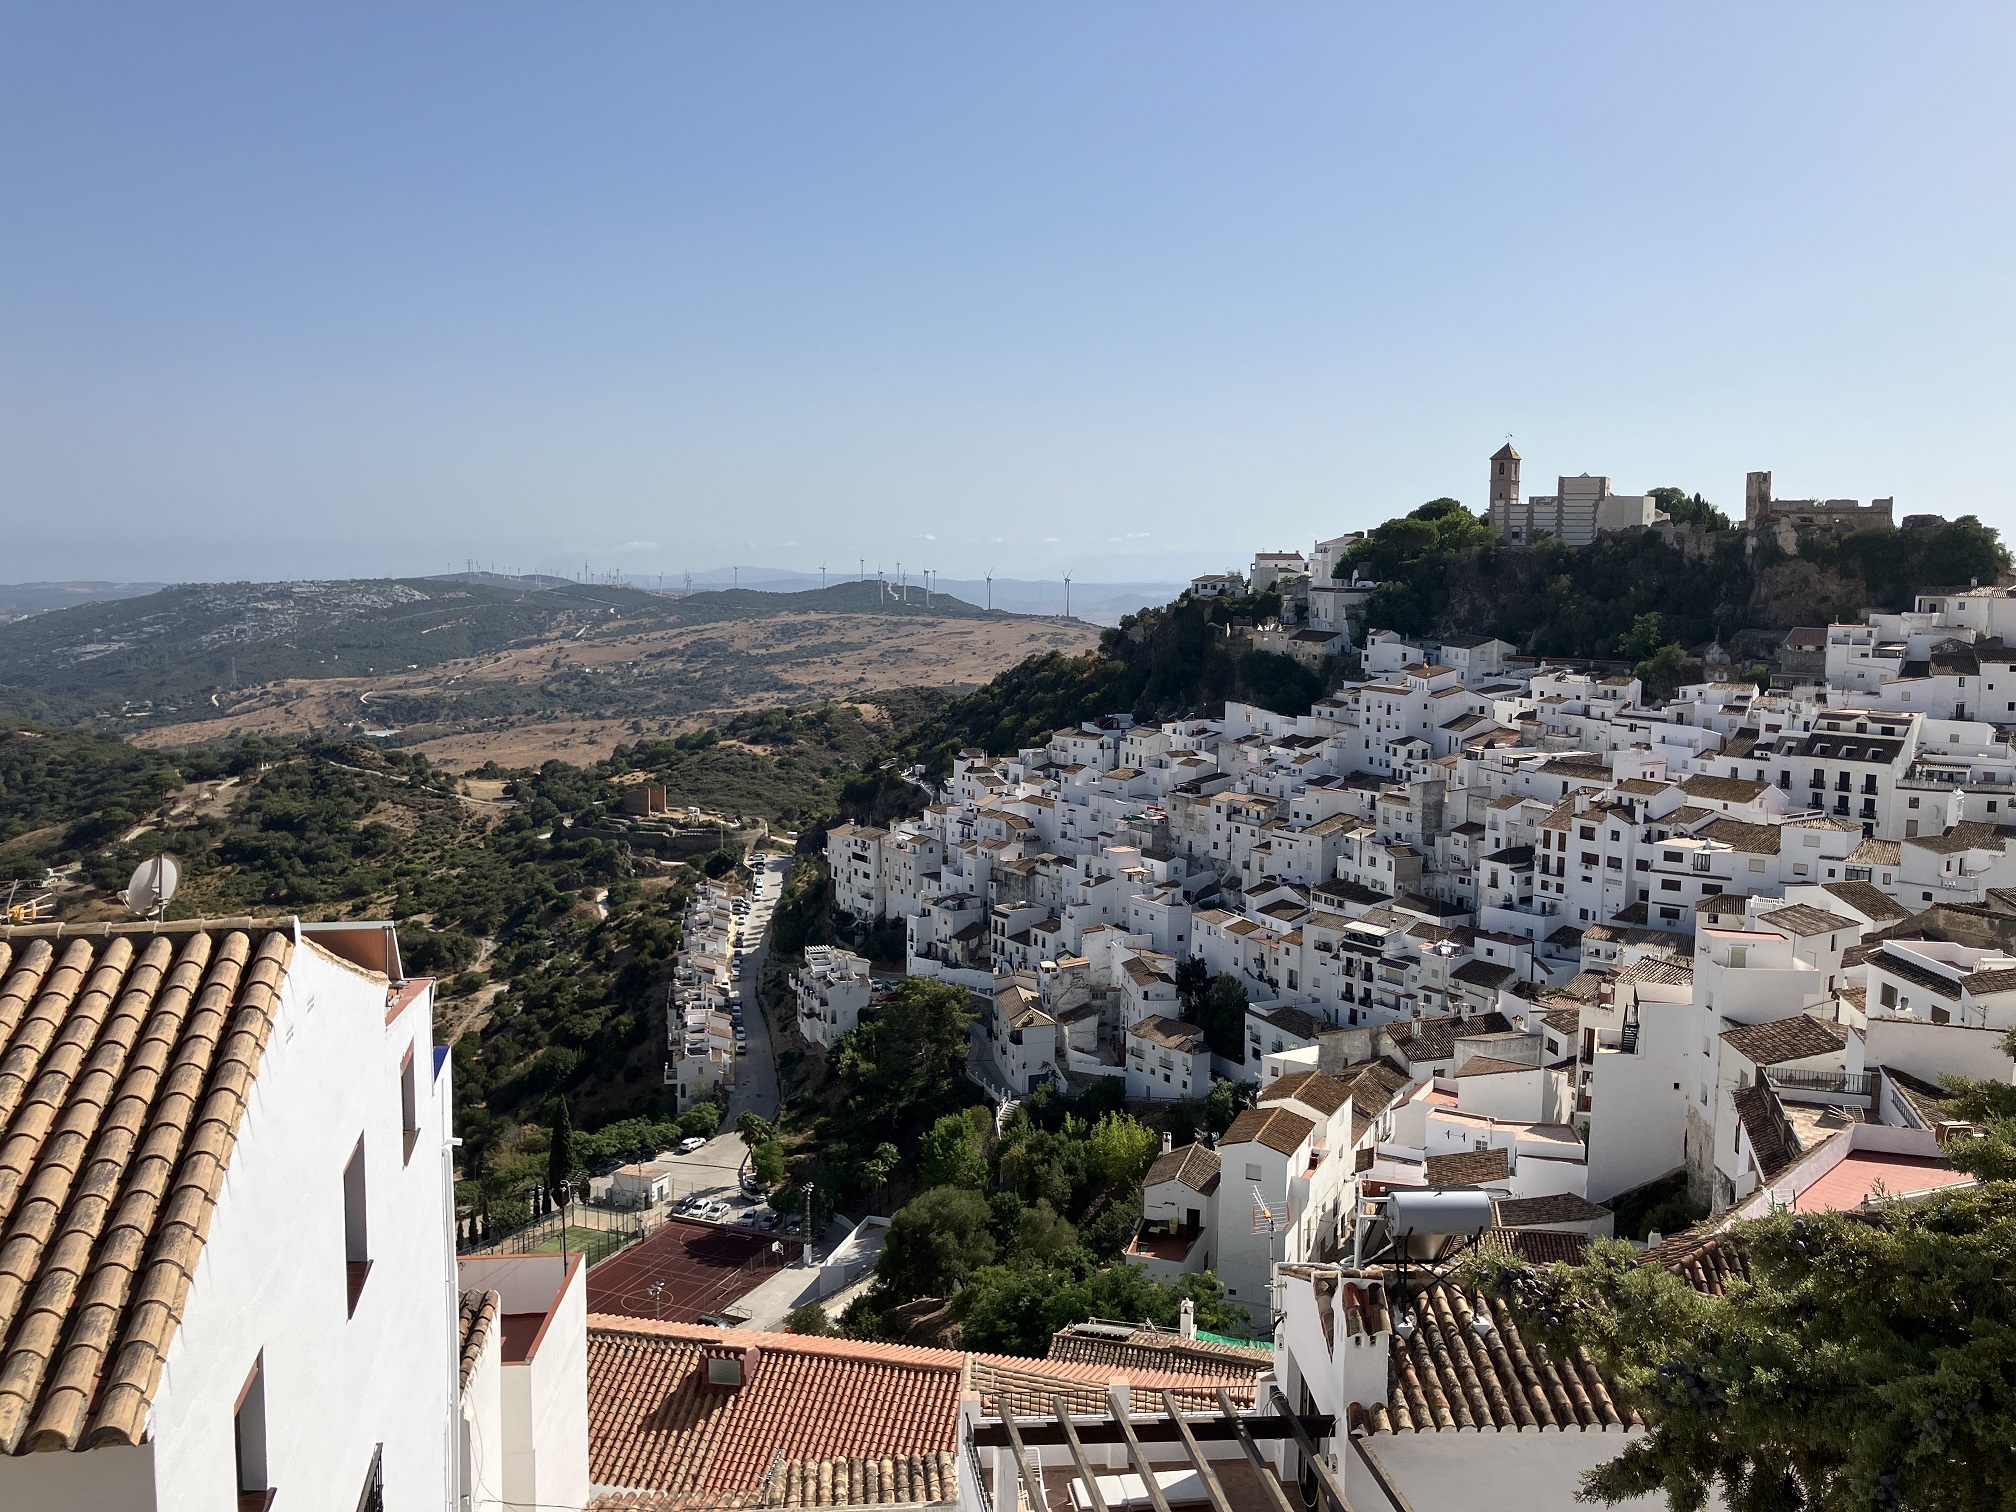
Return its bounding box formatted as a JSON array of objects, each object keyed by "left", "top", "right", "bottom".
[
  {"left": 1745, "top": 471, "right": 1773, "bottom": 529},
  {"left": 1489, "top": 443, "right": 1521, "bottom": 532}
]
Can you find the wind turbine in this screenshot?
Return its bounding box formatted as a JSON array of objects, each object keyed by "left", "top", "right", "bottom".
[
  {"left": 985, "top": 571, "right": 992, "bottom": 611},
  {"left": 821, "top": 562, "right": 827, "bottom": 591},
  {"left": 1064, "top": 571, "right": 1072, "bottom": 621}
]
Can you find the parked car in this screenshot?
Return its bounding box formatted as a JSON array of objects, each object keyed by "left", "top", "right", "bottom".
[
  {"left": 702, "top": 1200, "right": 731, "bottom": 1221},
  {"left": 676, "top": 1136, "right": 706, "bottom": 1154},
  {"left": 758, "top": 1211, "right": 781, "bottom": 1231},
  {"left": 737, "top": 1209, "right": 760, "bottom": 1226},
  {"left": 740, "top": 1173, "right": 764, "bottom": 1195}
]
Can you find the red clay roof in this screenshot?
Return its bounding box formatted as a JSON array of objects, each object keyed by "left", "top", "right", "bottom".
[{"left": 586, "top": 1317, "right": 964, "bottom": 1504}]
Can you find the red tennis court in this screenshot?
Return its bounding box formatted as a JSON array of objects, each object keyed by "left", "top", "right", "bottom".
[{"left": 587, "top": 1218, "right": 790, "bottom": 1323}]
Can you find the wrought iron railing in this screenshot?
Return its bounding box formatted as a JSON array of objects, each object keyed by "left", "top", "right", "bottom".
[{"left": 1764, "top": 1067, "right": 1875, "bottom": 1097}]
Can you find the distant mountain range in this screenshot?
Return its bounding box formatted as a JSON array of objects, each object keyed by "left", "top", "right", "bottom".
[
  {"left": 564, "top": 567, "right": 1183, "bottom": 626},
  {"left": 0, "top": 573, "right": 1055, "bottom": 724}
]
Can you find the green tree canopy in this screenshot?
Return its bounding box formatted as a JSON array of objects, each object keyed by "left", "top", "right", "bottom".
[
  {"left": 958, "top": 1257, "right": 1247, "bottom": 1356},
  {"left": 1484, "top": 1183, "right": 2016, "bottom": 1508},
  {"left": 919, "top": 1112, "right": 989, "bottom": 1190},
  {"left": 1085, "top": 1112, "right": 1160, "bottom": 1194},
  {"left": 751, "top": 1139, "right": 788, "bottom": 1190},
  {"left": 876, "top": 1186, "right": 998, "bottom": 1301},
  {"left": 835, "top": 976, "right": 975, "bottom": 1113}
]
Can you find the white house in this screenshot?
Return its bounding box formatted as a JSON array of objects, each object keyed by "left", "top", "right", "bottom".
[
  {"left": 792, "top": 944, "right": 874, "bottom": 1049},
  {"left": 456, "top": 1254, "right": 591, "bottom": 1512},
  {"left": 1124, "top": 1016, "right": 1211, "bottom": 1101},
  {"left": 0, "top": 916, "right": 553, "bottom": 1512}
]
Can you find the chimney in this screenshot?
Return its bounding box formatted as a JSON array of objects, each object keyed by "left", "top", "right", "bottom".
[
  {"left": 1180, "top": 1298, "right": 1196, "bottom": 1340},
  {"left": 1161, "top": 1131, "right": 1174, "bottom": 1155}
]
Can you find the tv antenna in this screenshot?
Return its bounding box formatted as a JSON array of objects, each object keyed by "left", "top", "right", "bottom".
[{"left": 123, "top": 854, "right": 182, "bottom": 919}]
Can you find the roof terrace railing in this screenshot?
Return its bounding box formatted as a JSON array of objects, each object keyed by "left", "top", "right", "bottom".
[{"left": 1764, "top": 1066, "right": 1876, "bottom": 1098}]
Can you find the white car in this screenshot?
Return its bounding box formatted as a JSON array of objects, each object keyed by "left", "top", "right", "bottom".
[
  {"left": 676, "top": 1136, "right": 706, "bottom": 1155},
  {"left": 702, "top": 1200, "right": 731, "bottom": 1221}
]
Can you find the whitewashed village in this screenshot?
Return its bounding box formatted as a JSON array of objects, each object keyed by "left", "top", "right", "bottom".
[{"left": 4, "top": 459, "right": 2011, "bottom": 1512}]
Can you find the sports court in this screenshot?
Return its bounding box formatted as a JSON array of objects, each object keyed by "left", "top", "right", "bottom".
[{"left": 586, "top": 1217, "right": 790, "bottom": 1324}]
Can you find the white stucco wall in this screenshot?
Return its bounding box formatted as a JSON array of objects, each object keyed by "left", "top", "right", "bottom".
[
  {"left": 459, "top": 1301, "right": 506, "bottom": 1512},
  {"left": 149, "top": 939, "right": 457, "bottom": 1512},
  {"left": 457, "top": 1253, "right": 589, "bottom": 1512}
]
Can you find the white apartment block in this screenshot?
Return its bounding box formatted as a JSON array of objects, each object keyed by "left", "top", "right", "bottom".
[{"left": 792, "top": 944, "right": 874, "bottom": 1049}]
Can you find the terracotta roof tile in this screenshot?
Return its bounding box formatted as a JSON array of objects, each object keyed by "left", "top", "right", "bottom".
[
  {"left": 1257, "top": 1069, "right": 1348, "bottom": 1116},
  {"left": 0, "top": 926, "right": 300, "bottom": 1454},
  {"left": 1424, "top": 1147, "right": 1510, "bottom": 1186},
  {"left": 585, "top": 1317, "right": 964, "bottom": 1504},
  {"left": 1221, "top": 1106, "right": 1315, "bottom": 1157},
  {"left": 1363, "top": 1276, "right": 1633, "bottom": 1434},
  {"left": 460, "top": 1289, "right": 498, "bottom": 1392},
  {"left": 1719, "top": 1015, "right": 1848, "bottom": 1067}
]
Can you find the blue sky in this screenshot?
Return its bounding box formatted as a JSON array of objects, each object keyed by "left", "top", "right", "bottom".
[{"left": 3, "top": 4, "right": 2011, "bottom": 585}]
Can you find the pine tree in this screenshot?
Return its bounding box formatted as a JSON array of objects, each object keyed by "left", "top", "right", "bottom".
[{"left": 547, "top": 1097, "right": 574, "bottom": 1205}]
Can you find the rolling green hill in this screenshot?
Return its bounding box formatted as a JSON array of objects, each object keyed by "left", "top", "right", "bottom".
[{"left": 0, "top": 575, "right": 999, "bottom": 723}]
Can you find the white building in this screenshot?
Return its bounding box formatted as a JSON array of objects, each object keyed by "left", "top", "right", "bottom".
[
  {"left": 792, "top": 944, "right": 875, "bottom": 1049},
  {"left": 0, "top": 916, "right": 583, "bottom": 1512}
]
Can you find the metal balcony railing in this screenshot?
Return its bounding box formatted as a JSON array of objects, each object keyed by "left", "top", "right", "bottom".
[{"left": 1764, "top": 1067, "right": 1876, "bottom": 1097}]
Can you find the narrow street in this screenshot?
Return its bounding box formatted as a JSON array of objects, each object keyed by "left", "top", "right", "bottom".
[{"left": 725, "top": 852, "right": 790, "bottom": 1124}]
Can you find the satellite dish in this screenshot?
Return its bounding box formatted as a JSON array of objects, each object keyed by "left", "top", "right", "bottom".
[{"left": 124, "top": 854, "right": 181, "bottom": 918}]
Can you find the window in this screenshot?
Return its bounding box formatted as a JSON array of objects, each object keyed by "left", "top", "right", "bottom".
[
  {"left": 400, "top": 1045, "right": 419, "bottom": 1164},
  {"left": 236, "top": 1355, "right": 270, "bottom": 1510},
  {"left": 344, "top": 1138, "right": 370, "bottom": 1316},
  {"left": 1244, "top": 1163, "right": 1262, "bottom": 1182}
]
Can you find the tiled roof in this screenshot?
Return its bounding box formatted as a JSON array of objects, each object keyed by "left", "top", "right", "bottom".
[
  {"left": 459, "top": 1289, "right": 498, "bottom": 1391},
  {"left": 1424, "top": 1147, "right": 1510, "bottom": 1186},
  {"left": 1959, "top": 966, "right": 2016, "bottom": 997},
  {"left": 1143, "top": 1141, "right": 1220, "bottom": 1194},
  {"left": 1822, "top": 881, "right": 1911, "bottom": 923},
  {"left": 1476, "top": 1228, "right": 1592, "bottom": 1266},
  {"left": 0, "top": 924, "right": 294, "bottom": 1454},
  {"left": 1757, "top": 904, "right": 1859, "bottom": 938},
  {"left": 1221, "top": 1105, "right": 1315, "bottom": 1157},
  {"left": 1731, "top": 1083, "right": 1797, "bottom": 1179},
  {"left": 1849, "top": 837, "right": 1902, "bottom": 865},
  {"left": 1642, "top": 1227, "right": 1749, "bottom": 1295},
  {"left": 1454, "top": 1055, "right": 1534, "bottom": 1079},
  {"left": 1127, "top": 1015, "right": 1206, "bottom": 1052},
  {"left": 1044, "top": 1324, "right": 1271, "bottom": 1381},
  {"left": 1492, "top": 1193, "right": 1610, "bottom": 1227},
  {"left": 1358, "top": 1276, "right": 1634, "bottom": 1434},
  {"left": 1870, "top": 948, "right": 1963, "bottom": 998},
  {"left": 1258, "top": 1069, "right": 1348, "bottom": 1116},
  {"left": 1700, "top": 818, "right": 1781, "bottom": 855},
  {"left": 966, "top": 1353, "right": 1257, "bottom": 1417},
  {"left": 1450, "top": 959, "right": 1514, "bottom": 990},
  {"left": 585, "top": 1317, "right": 963, "bottom": 1505},
  {"left": 1616, "top": 956, "right": 1694, "bottom": 988},
  {"left": 1681, "top": 774, "right": 1770, "bottom": 803},
  {"left": 1719, "top": 1014, "right": 1848, "bottom": 1066},
  {"left": 1385, "top": 1011, "right": 1511, "bottom": 1066}
]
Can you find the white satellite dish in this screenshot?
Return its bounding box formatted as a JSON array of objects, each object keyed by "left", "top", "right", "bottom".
[{"left": 124, "top": 854, "right": 181, "bottom": 918}]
